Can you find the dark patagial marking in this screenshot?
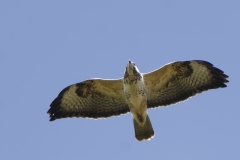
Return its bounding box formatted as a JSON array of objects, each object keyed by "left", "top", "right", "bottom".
[
  {"left": 76, "top": 80, "right": 95, "bottom": 98},
  {"left": 172, "top": 61, "right": 193, "bottom": 77},
  {"left": 165, "top": 61, "right": 193, "bottom": 86}
]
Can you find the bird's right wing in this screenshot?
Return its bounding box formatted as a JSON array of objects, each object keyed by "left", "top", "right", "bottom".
[{"left": 47, "top": 79, "right": 129, "bottom": 121}]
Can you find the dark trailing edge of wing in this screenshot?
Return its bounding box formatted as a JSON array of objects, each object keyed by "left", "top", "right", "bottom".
[{"left": 147, "top": 60, "right": 229, "bottom": 108}]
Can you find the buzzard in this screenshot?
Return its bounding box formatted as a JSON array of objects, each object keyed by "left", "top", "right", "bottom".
[{"left": 48, "top": 60, "right": 228, "bottom": 141}]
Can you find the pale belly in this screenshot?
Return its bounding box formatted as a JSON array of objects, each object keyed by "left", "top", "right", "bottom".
[{"left": 123, "top": 81, "right": 148, "bottom": 124}]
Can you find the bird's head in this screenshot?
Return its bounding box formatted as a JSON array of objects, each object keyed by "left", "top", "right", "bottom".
[{"left": 124, "top": 60, "right": 141, "bottom": 80}]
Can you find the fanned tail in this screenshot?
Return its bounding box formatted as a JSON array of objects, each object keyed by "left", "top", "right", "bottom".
[{"left": 133, "top": 115, "right": 154, "bottom": 141}]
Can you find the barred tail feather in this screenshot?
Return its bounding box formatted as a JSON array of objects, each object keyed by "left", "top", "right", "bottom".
[{"left": 133, "top": 115, "right": 154, "bottom": 141}]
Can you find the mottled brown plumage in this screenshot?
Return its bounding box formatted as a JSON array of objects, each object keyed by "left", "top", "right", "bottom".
[
  {"left": 48, "top": 79, "right": 129, "bottom": 121},
  {"left": 144, "top": 60, "right": 228, "bottom": 108},
  {"left": 48, "top": 60, "right": 228, "bottom": 141}
]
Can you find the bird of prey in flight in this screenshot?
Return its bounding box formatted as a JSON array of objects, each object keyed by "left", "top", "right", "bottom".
[{"left": 47, "top": 60, "right": 228, "bottom": 141}]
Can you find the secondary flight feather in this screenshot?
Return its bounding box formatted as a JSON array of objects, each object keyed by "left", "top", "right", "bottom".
[{"left": 48, "top": 60, "right": 229, "bottom": 141}]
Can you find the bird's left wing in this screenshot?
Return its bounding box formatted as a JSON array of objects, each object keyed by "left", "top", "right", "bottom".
[
  {"left": 143, "top": 60, "right": 229, "bottom": 108},
  {"left": 47, "top": 79, "right": 129, "bottom": 121}
]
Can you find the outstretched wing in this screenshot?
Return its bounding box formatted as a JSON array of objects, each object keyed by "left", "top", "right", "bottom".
[
  {"left": 143, "top": 60, "right": 229, "bottom": 108},
  {"left": 47, "top": 79, "right": 129, "bottom": 121}
]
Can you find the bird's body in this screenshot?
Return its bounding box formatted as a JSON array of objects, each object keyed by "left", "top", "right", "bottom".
[
  {"left": 123, "top": 61, "right": 154, "bottom": 140},
  {"left": 48, "top": 60, "right": 229, "bottom": 141},
  {"left": 123, "top": 61, "right": 147, "bottom": 125}
]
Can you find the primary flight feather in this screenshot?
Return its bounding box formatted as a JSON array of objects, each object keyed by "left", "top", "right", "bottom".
[{"left": 48, "top": 60, "right": 228, "bottom": 141}]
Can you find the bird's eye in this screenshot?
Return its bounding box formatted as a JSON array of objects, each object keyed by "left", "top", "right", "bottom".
[{"left": 133, "top": 63, "right": 135, "bottom": 66}]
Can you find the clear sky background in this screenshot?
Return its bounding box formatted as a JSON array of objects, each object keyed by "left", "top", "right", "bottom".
[{"left": 1, "top": 1, "right": 239, "bottom": 160}]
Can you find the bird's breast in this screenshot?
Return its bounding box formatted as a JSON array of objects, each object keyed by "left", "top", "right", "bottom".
[{"left": 123, "top": 80, "right": 147, "bottom": 108}]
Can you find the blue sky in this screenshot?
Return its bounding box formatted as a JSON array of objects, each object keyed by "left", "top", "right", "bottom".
[{"left": 1, "top": 1, "right": 239, "bottom": 159}]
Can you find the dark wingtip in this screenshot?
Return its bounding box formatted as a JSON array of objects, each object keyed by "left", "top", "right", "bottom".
[
  {"left": 195, "top": 60, "right": 229, "bottom": 88},
  {"left": 47, "top": 85, "right": 71, "bottom": 121},
  {"left": 49, "top": 116, "right": 56, "bottom": 121}
]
